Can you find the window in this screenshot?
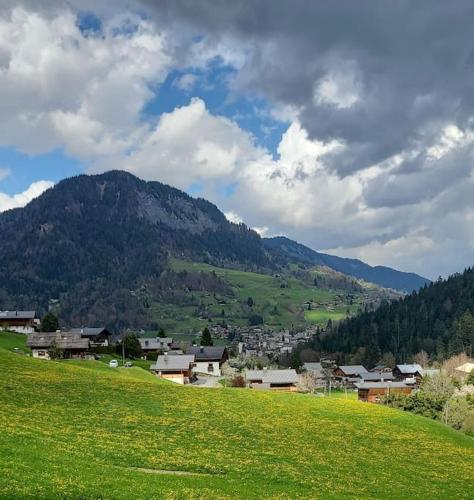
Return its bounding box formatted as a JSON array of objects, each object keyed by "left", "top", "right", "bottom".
[{"left": 208, "top": 363, "right": 214, "bottom": 372}]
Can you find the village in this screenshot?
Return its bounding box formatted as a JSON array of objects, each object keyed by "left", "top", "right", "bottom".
[{"left": 3, "top": 309, "right": 473, "bottom": 403}]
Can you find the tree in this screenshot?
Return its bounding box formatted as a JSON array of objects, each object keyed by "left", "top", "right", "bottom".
[
  {"left": 290, "top": 349, "right": 302, "bottom": 370},
  {"left": 230, "top": 375, "right": 246, "bottom": 387},
  {"left": 157, "top": 328, "right": 166, "bottom": 338},
  {"left": 381, "top": 352, "right": 396, "bottom": 369},
  {"left": 201, "top": 327, "right": 213, "bottom": 346},
  {"left": 247, "top": 297, "right": 254, "bottom": 307},
  {"left": 122, "top": 333, "right": 142, "bottom": 358},
  {"left": 248, "top": 314, "right": 263, "bottom": 326},
  {"left": 48, "top": 340, "right": 64, "bottom": 360},
  {"left": 414, "top": 350, "right": 429, "bottom": 368},
  {"left": 41, "top": 312, "right": 59, "bottom": 332},
  {"left": 420, "top": 373, "right": 455, "bottom": 400}
]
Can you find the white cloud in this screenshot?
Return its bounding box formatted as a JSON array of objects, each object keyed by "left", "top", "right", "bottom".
[
  {"left": 0, "top": 168, "right": 10, "bottom": 181},
  {"left": 0, "top": 180, "right": 54, "bottom": 212},
  {"left": 173, "top": 73, "right": 198, "bottom": 92},
  {"left": 0, "top": 6, "right": 171, "bottom": 156}
]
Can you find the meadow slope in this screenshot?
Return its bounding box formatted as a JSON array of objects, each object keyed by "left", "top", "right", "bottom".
[{"left": 0, "top": 338, "right": 473, "bottom": 498}]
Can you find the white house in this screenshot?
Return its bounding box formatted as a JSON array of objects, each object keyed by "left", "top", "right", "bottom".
[{"left": 185, "top": 346, "right": 228, "bottom": 376}]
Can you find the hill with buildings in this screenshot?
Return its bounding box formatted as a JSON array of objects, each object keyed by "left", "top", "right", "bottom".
[{"left": 0, "top": 336, "right": 472, "bottom": 498}]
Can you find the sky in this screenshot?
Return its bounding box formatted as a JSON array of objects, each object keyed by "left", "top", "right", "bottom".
[{"left": 1, "top": 1, "right": 474, "bottom": 280}]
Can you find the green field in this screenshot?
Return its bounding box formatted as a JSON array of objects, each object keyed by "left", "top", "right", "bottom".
[
  {"left": 159, "top": 259, "right": 370, "bottom": 332},
  {"left": 1, "top": 336, "right": 473, "bottom": 498}
]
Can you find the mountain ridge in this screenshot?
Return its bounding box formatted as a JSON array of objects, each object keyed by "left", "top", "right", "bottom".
[{"left": 0, "top": 170, "right": 429, "bottom": 328}]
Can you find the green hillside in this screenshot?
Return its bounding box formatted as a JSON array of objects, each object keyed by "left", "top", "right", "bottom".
[
  {"left": 151, "top": 259, "right": 393, "bottom": 333},
  {"left": 0, "top": 337, "right": 473, "bottom": 498}
]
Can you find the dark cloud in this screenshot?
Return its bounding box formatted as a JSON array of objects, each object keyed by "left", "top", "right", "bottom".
[{"left": 140, "top": 0, "right": 474, "bottom": 176}]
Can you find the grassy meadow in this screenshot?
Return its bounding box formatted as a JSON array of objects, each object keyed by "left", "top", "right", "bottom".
[
  {"left": 0, "top": 336, "right": 473, "bottom": 498},
  {"left": 159, "top": 259, "right": 367, "bottom": 332}
]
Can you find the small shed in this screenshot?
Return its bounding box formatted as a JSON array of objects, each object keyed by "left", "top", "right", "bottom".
[{"left": 355, "top": 382, "right": 414, "bottom": 403}]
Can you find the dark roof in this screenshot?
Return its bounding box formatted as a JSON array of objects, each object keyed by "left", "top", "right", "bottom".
[
  {"left": 395, "top": 364, "right": 423, "bottom": 375},
  {"left": 186, "top": 346, "right": 227, "bottom": 361},
  {"left": 66, "top": 327, "right": 111, "bottom": 337},
  {"left": 336, "top": 365, "right": 368, "bottom": 376},
  {"left": 0, "top": 310, "right": 37, "bottom": 320},
  {"left": 27, "top": 332, "right": 89, "bottom": 350},
  {"left": 138, "top": 338, "right": 173, "bottom": 350}
]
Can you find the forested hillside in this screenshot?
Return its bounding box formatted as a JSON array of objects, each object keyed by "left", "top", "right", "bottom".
[
  {"left": 0, "top": 171, "right": 425, "bottom": 330},
  {"left": 314, "top": 268, "right": 474, "bottom": 366}
]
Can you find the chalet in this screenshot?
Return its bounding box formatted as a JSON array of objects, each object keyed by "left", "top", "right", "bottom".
[
  {"left": 355, "top": 381, "right": 414, "bottom": 403},
  {"left": 0, "top": 310, "right": 40, "bottom": 334},
  {"left": 245, "top": 369, "right": 299, "bottom": 391},
  {"left": 186, "top": 346, "right": 228, "bottom": 376},
  {"left": 27, "top": 332, "right": 89, "bottom": 359},
  {"left": 333, "top": 365, "right": 369, "bottom": 386},
  {"left": 393, "top": 364, "right": 424, "bottom": 384},
  {"left": 334, "top": 365, "right": 369, "bottom": 379},
  {"left": 66, "top": 327, "right": 111, "bottom": 347},
  {"left": 139, "top": 337, "right": 174, "bottom": 354},
  {"left": 150, "top": 354, "right": 195, "bottom": 384}
]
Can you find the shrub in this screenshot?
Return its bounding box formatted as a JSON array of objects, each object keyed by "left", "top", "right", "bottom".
[
  {"left": 461, "top": 410, "right": 474, "bottom": 436},
  {"left": 230, "top": 375, "right": 246, "bottom": 388}
]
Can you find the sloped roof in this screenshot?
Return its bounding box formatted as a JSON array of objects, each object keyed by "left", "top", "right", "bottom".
[
  {"left": 360, "top": 371, "right": 394, "bottom": 381},
  {"left": 0, "top": 310, "right": 37, "bottom": 320},
  {"left": 67, "top": 327, "right": 111, "bottom": 337},
  {"left": 27, "top": 332, "right": 89, "bottom": 349},
  {"left": 337, "top": 365, "right": 368, "bottom": 376},
  {"left": 186, "top": 346, "right": 227, "bottom": 361},
  {"left": 395, "top": 364, "right": 423, "bottom": 374},
  {"left": 246, "top": 369, "right": 298, "bottom": 384},
  {"left": 355, "top": 381, "right": 411, "bottom": 390},
  {"left": 139, "top": 338, "right": 173, "bottom": 349},
  {"left": 150, "top": 354, "right": 195, "bottom": 371}
]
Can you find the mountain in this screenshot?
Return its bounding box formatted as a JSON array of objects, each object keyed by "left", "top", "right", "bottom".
[
  {"left": 0, "top": 170, "right": 427, "bottom": 329},
  {"left": 314, "top": 267, "right": 474, "bottom": 365},
  {"left": 264, "top": 236, "right": 430, "bottom": 292}
]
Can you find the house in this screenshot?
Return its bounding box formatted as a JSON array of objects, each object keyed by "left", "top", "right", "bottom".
[
  {"left": 393, "top": 364, "right": 424, "bottom": 383},
  {"left": 333, "top": 365, "right": 369, "bottom": 386},
  {"left": 334, "top": 365, "right": 369, "bottom": 379},
  {"left": 66, "top": 327, "right": 111, "bottom": 347},
  {"left": 245, "top": 369, "right": 299, "bottom": 391},
  {"left": 27, "top": 332, "right": 89, "bottom": 359},
  {"left": 454, "top": 362, "right": 474, "bottom": 381},
  {"left": 150, "top": 354, "right": 195, "bottom": 384},
  {"left": 0, "top": 311, "right": 40, "bottom": 334},
  {"left": 139, "top": 337, "right": 174, "bottom": 355},
  {"left": 303, "top": 362, "right": 325, "bottom": 380},
  {"left": 186, "top": 346, "right": 228, "bottom": 376},
  {"left": 355, "top": 381, "right": 414, "bottom": 402}
]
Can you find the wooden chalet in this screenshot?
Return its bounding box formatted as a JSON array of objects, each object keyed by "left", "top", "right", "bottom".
[
  {"left": 66, "top": 327, "right": 111, "bottom": 347},
  {"left": 0, "top": 310, "right": 40, "bottom": 334},
  {"left": 27, "top": 332, "right": 89, "bottom": 360},
  {"left": 355, "top": 381, "right": 414, "bottom": 403},
  {"left": 393, "top": 364, "right": 424, "bottom": 384},
  {"left": 245, "top": 369, "right": 299, "bottom": 391},
  {"left": 150, "top": 354, "right": 195, "bottom": 384}
]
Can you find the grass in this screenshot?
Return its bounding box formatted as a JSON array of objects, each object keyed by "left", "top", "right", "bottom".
[
  {"left": 166, "top": 259, "right": 364, "bottom": 330},
  {"left": 0, "top": 336, "right": 473, "bottom": 498}
]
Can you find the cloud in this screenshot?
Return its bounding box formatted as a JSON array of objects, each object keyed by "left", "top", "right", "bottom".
[
  {"left": 0, "top": 180, "right": 54, "bottom": 212},
  {"left": 0, "top": 168, "right": 10, "bottom": 181},
  {"left": 173, "top": 73, "right": 198, "bottom": 92}
]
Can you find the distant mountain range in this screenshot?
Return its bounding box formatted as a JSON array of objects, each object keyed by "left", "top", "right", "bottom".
[
  {"left": 264, "top": 237, "right": 430, "bottom": 292},
  {"left": 0, "top": 170, "right": 429, "bottom": 328}
]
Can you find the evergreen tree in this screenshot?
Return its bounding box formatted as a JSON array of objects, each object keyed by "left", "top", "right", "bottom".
[
  {"left": 41, "top": 312, "right": 59, "bottom": 332},
  {"left": 157, "top": 328, "right": 166, "bottom": 338},
  {"left": 201, "top": 327, "right": 213, "bottom": 346},
  {"left": 122, "top": 333, "right": 142, "bottom": 358},
  {"left": 247, "top": 297, "right": 254, "bottom": 307}
]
